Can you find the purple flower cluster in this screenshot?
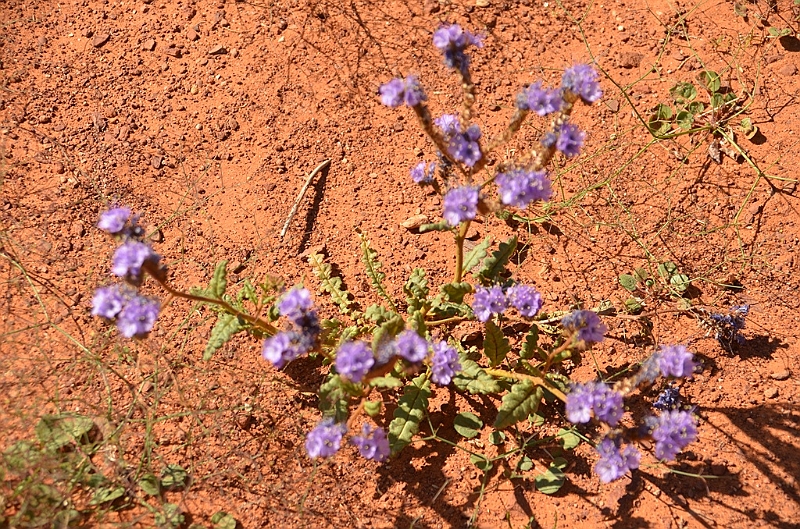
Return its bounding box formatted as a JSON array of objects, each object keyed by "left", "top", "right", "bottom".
[
  {"left": 379, "top": 76, "right": 426, "bottom": 107},
  {"left": 305, "top": 418, "right": 347, "bottom": 459},
  {"left": 708, "top": 305, "right": 748, "bottom": 346},
  {"left": 651, "top": 410, "right": 697, "bottom": 461},
  {"left": 394, "top": 330, "right": 429, "bottom": 363},
  {"left": 594, "top": 437, "right": 641, "bottom": 483},
  {"left": 112, "top": 241, "right": 161, "bottom": 283},
  {"left": 562, "top": 64, "right": 603, "bottom": 104},
  {"left": 561, "top": 310, "right": 607, "bottom": 344},
  {"left": 555, "top": 123, "right": 585, "bottom": 158},
  {"left": 516, "top": 82, "right": 562, "bottom": 116},
  {"left": 656, "top": 344, "right": 696, "bottom": 378},
  {"left": 471, "top": 284, "right": 543, "bottom": 322},
  {"left": 495, "top": 168, "right": 552, "bottom": 208},
  {"left": 566, "top": 381, "right": 625, "bottom": 427},
  {"left": 261, "top": 287, "right": 321, "bottom": 369},
  {"left": 653, "top": 384, "right": 681, "bottom": 411},
  {"left": 442, "top": 186, "right": 479, "bottom": 226},
  {"left": 351, "top": 424, "right": 391, "bottom": 462},
  {"left": 97, "top": 207, "right": 132, "bottom": 234},
  {"left": 92, "top": 284, "right": 160, "bottom": 338},
  {"left": 336, "top": 341, "right": 375, "bottom": 383},
  {"left": 431, "top": 341, "right": 460, "bottom": 385},
  {"left": 432, "top": 24, "right": 483, "bottom": 75},
  {"left": 434, "top": 114, "right": 483, "bottom": 167},
  {"left": 410, "top": 161, "right": 436, "bottom": 184}
]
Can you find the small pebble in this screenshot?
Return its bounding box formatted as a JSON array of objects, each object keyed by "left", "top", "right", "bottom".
[
  {"left": 764, "top": 387, "right": 778, "bottom": 399},
  {"left": 92, "top": 33, "right": 110, "bottom": 47},
  {"left": 770, "top": 370, "right": 791, "bottom": 381}
]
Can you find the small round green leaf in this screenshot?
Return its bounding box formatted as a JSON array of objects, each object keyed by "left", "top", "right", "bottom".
[
  {"left": 454, "top": 412, "right": 483, "bottom": 439},
  {"left": 489, "top": 431, "right": 506, "bottom": 445},
  {"left": 470, "top": 453, "right": 493, "bottom": 471},
  {"left": 698, "top": 70, "right": 721, "bottom": 93},
  {"left": 212, "top": 512, "right": 238, "bottom": 529},
  {"left": 535, "top": 465, "right": 566, "bottom": 494},
  {"left": 558, "top": 428, "right": 582, "bottom": 450},
  {"left": 518, "top": 455, "right": 534, "bottom": 471},
  {"left": 160, "top": 464, "right": 188, "bottom": 490},
  {"left": 619, "top": 274, "right": 638, "bottom": 291}
]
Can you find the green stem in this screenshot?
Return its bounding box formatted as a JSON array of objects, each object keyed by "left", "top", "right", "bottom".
[
  {"left": 425, "top": 315, "right": 465, "bottom": 327},
  {"left": 484, "top": 367, "right": 566, "bottom": 402},
  {"left": 542, "top": 339, "right": 574, "bottom": 372},
  {"left": 453, "top": 220, "right": 471, "bottom": 283}
]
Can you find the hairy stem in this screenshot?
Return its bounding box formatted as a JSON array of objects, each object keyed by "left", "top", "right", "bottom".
[
  {"left": 453, "top": 220, "right": 471, "bottom": 283},
  {"left": 484, "top": 367, "right": 566, "bottom": 402}
]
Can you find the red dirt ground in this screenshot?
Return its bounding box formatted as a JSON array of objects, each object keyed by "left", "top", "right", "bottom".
[{"left": 2, "top": 0, "right": 800, "bottom": 527}]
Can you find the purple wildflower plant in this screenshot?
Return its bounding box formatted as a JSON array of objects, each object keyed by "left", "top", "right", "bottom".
[
  {"left": 653, "top": 384, "right": 681, "bottom": 411},
  {"left": 305, "top": 418, "right": 347, "bottom": 459},
  {"left": 566, "top": 381, "right": 624, "bottom": 427},
  {"left": 594, "top": 437, "right": 641, "bottom": 483},
  {"left": 519, "top": 82, "right": 563, "bottom": 116},
  {"left": 379, "top": 76, "right": 426, "bottom": 107},
  {"left": 410, "top": 161, "right": 436, "bottom": 184},
  {"left": 432, "top": 24, "right": 483, "bottom": 74},
  {"left": 111, "top": 241, "right": 160, "bottom": 282},
  {"left": 278, "top": 287, "right": 313, "bottom": 322},
  {"left": 447, "top": 124, "right": 483, "bottom": 167},
  {"left": 555, "top": 123, "right": 585, "bottom": 158},
  {"left": 351, "top": 424, "right": 391, "bottom": 462},
  {"left": 495, "top": 168, "right": 552, "bottom": 208},
  {"left": 471, "top": 285, "right": 508, "bottom": 323},
  {"left": 442, "top": 186, "right": 479, "bottom": 226},
  {"left": 97, "top": 207, "right": 132, "bottom": 235},
  {"left": 91, "top": 284, "right": 128, "bottom": 319},
  {"left": 261, "top": 331, "right": 314, "bottom": 369},
  {"left": 336, "top": 341, "right": 375, "bottom": 383},
  {"left": 435, "top": 113, "right": 461, "bottom": 136},
  {"left": 651, "top": 410, "right": 698, "bottom": 461},
  {"left": 507, "top": 284, "right": 543, "bottom": 318},
  {"left": 656, "top": 345, "right": 697, "bottom": 378},
  {"left": 561, "top": 310, "right": 607, "bottom": 345},
  {"left": 562, "top": 64, "right": 603, "bottom": 104},
  {"left": 431, "top": 340, "right": 460, "bottom": 386},
  {"left": 394, "top": 330, "right": 429, "bottom": 363},
  {"left": 115, "top": 295, "right": 160, "bottom": 338}
]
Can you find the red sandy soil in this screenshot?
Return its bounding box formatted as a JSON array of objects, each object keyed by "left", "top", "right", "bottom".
[{"left": 2, "top": 0, "right": 800, "bottom": 527}]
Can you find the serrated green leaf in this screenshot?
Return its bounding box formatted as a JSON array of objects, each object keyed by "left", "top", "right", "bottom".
[
  {"left": 558, "top": 428, "right": 582, "bottom": 450},
  {"left": 388, "top": 373, "right": 431, "bottom": 454},
  {"left": 363, "top": 400, "right": 382, "bottom": 417},
  {"left": 211, "top": 511, "right": 238, "bottom": 529},
  {"left": 308, "top": 251, "right": 356, "bottom": 316},
  {"left": 494, "top": 381, "right": 543, "bottom": 430},
  {"left": 35, "top": 414, "right": 95, "bottom": 451},
  {"left": 535, "top": 465, "right": 566, "bottom": 494},
  {"left": 236, "top": 279, "right": 257, "bottom": 304},
  {"left": 419, "top": 221, "right": 452, "bottom": 233},
  {"left": 519, "top": 325, "right": 540, "bottom": 360},
  {"left": 476, "top": 236, "right": 517, "bottom": 284},
  {"left": 138, "top": 473, "right": 160, "bottom": 496},
  {"left": 619, "top": 273, "right": 638, "bottom": 291},
  {"left": 408, "top": 309, "right": 426, "bottom": 335},
  {"left": 160, "top": 464, "right": 188, "bottom": 490},
  {"left": 454, "top": 412, "right": 483, "bottom": 438},
  {"left": 442, "top": 282, "right": 472, "bottom": 304},
  {"left": 452, "top": 357, "right": 504, "bottom": 394},
  {"left": 203, "top": 313, "right": 245, "bottom": 361},
  {"left": 484, "top": 320, "right": 511, "bottom": 367},
  {"left": 319, "top": 374, "right": 351, "bottom": 421},
  {"left": 360, "top": 233, "right": 397, "bottom": 312},
  {"left": 89, "top": 486, "right": 125, "bottom": 505},
  {"left": 365, "top": 304, "right": 394, "bottom": 325},
  {"left": 368, "top": 375, "right": 404, "bottom": 389},
  {"left": 208, "top": 260, "right": 228, "bottom": 299},
  {"left": 470, "top": 454, "right": 493, "bottom": 471},
  {"left": 463, "top": 237, "right": 492, "bottom": 273},
  {"left": 404, "top": 268, "right": 429, "bottom": 313}
]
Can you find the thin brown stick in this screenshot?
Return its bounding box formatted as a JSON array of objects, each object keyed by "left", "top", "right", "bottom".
[{"left": 280, "top": 159, "right": 331, "bottom": 239}]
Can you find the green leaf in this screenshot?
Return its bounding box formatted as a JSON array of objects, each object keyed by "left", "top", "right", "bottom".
[
  {"left": 371, "top": 314, "right": 405, "bottom": 353},
  {"left": 624, "top": 297, "right": 644, "bottom": 313},
  {"left": 519, "top": 325, "right": 540, "bottom": 360},
  {"left": 518, "top": 455, "right": 534, "bottom": 471},
  {"left": 308, "top": 251, "right": 357, "bottom": 316},
  {"left": 368, "top": 375, "right": 404, "bottom": 388},
  {"left": 319, "top": 374, "right": 350, "bottom": 421},
  {"left": 646, "top": 103, "right": 673, "bottom": 135},
  {"left": 710, "top": 92, "right": 725, "bottom": 109},
  {"left": 419, "top": 221, "right": 452, "bottom": 233},
  {"left": 494, "top": 381, "right": 543, "bottom": 430},
  {"left": 138, "top": 474, "right": 160, "bottom": 496},
  {"left": 483, "top": 320, "right": 511, "bottom": 367},
  {"left": 212, "top": 512, "right": 238, "bottom": 529},
  {"left": 470, "top": 454, "right": 492, "bottom": 471},
  {"left": 657, "top": 261, "right": 679, "bottom": 279},
  {"left": 35, "top": 414, "right": 95, "bottom": 451},
  {"left": 160, "top": 464, "right": 188, "bottom": 490},
  {"left": 462, "top": 237, "right": 492, "bottom": 274},
  {"left": 155, "top": 503, "right": 184, "bottom": 529},
  {"left": 360, "top": 233, "right": 397, "bottom": 312},
  {"left": 669, "top": 82, "right": 697, "bottom": 103},
  {"left": 768, "top": 27, "right": 792, "bottom": 37},
  {"left": 203, "top": 313, "right": 245, "bottom": 361},
  {"left": 208, "top": 260, "right": 228, "bottom": 299},
  {"left": 388, "top": 373, "right": 431, "bottom": 454},
  {"left": 676, "top": 110, "right": 694, "bottom": 130},
  {"left": 452, "top": 356, "right": 504, "bottom": 394},
  {"left": 89, "top": 486, "right": 125, "bottom": 505},
  {"left": 236, "top": 279, "right": 258, "bottom": 305},
  {"left": 476, "top": 236, "right": 517, "bottom": 284},
  {"left": 453, "top": 412, "right": 483, "bottom": 438},
  {"left": 558, "top": 428, "right": 582, "bottom": 450},
  {"left": 686, "top": 101, "right": 705, "bottom": 115},
  {"left": 733, "top": 2, "right": 747, "bottom": 16},
  {"left": 489, "top": 431, "right": 506, "bottom": 445},
  {"left": 363, "top": 400, "right": 382, "bottom": 417},
  {"left": 618, "top": 273, "right": 638, "bottom": 292},
  {"left": 535, "top": 464, "right": 566, "bottom": 494},
  {"left": 670, "top": 273, "right": 691, "bottom": 293},
  {"left": 698, "top": 70, "right": 721, "bottom": 93},
  {"left": 3, "top": 440, "right": 40, "bottom": 470},
  {"left": 404, "top": 268, "right": 429, "bottom": 313},
  {"left": 441, "top": 282, "right": 472, "bottom": 304},
  {"left": 365, "top": 304, "right": 394, "bottom": 325}
]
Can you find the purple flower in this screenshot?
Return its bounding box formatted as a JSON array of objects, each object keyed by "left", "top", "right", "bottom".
[
  {"left": 305, "top": 418, "right": 346, "bottom": 459},
  {"left": 432, "top": 24, "right": 483, "bottom": 74},
  {"left": 442, "top": 186, "right": 479, "bottom": 227},
  {"left": 471, "top": 285, "right": 507, "bottom": 323},
  {"left": 652, "top": 410, "right": 697, "bottom": 461},
  {"left": 410, "top": 161, "right": 436, "bottom": 184},
  {"left": 97, "top": 207, "right": 131, "bottom": 234},
  {"left": 653, "top": 385, "right": 681, "bottom": 411},
  {"left": 594, "top": 437, "right": 640, "bottom": 483},
  {"left": 656, "top": 345, "right": 696, "bottom": 378},
  {"left": 555, "top": 123, "right": 585, "bottom": 158},
  {"left": 116, "top": 294, "right": 160, "bottom": 338},
  {"left": 278, "top": 287, "right": 314, "bottom": 323},
  {"left": 351, "top": 424, "right": 391, "bottom": 462},
  {"left": 435, "top": 113, "right": 461, "bottom": 136},
  {"left": 261, "top": 331, "right": 312, "bottom": 369},
  {"left": 507, "top": 284, "right": 543, "bottom": 318},
  {"left": 395, "top": 330, "right": 429, "bottom": 363},
  {"left": 495, "top": 168, "right": 552, "bottom": 208},
  {"left": 541, "top": 132, "right": 557, "bottom": 149},
  {"left": 447, "top": 124, "right": 482, "bottom": 167},
  {"left": 561, "top": 310, "right": 606, "bottom": 344},
  {"left": 111, "top": 241, "right": 160, "bottom": 280},
  {"left": 566, "top": 381, "right": 624, "bottom": 427},
  {"left": 431, "top": 340, "right": 460, "bottom": 385},
  {"left": 379, "top": 76, "right": 427, "bottom": 107},
  {"left": 562, "top": 64, "right": 603, "bottom": 104},
  {"left": 336, "top": 341, "right": 375, "bottom": 383},
  {"left": 519, "top": 82, "right": 562, "bottom": 115},
  {"left": 91, "top": 284, "right": 127, "bottom": 319}
]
